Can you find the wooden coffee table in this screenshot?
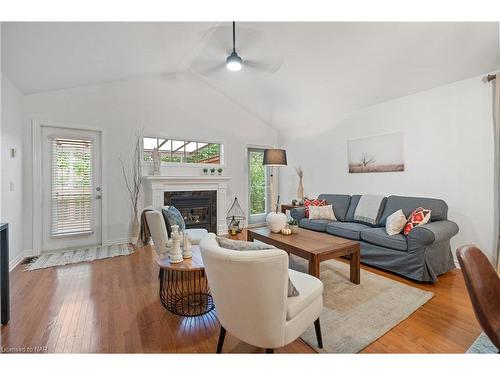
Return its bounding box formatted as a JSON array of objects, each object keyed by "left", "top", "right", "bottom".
[{"left": 247, "top": 227, "right": 361, "bottom": 284}]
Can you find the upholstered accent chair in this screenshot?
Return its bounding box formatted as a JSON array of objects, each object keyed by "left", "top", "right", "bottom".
[
  {"left": 199, "top": 233, "right": 324, "bottom": 353},
  {"left": 456, "top": 245, "right": 500, "bottom": 352},
  {"left": 144, "top": 207, "right": 208, "bottom": 262}
]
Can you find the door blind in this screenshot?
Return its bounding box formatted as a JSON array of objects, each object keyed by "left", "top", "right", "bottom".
[{"left": 51, "top": 138, "right": 94, "bottom": 237}]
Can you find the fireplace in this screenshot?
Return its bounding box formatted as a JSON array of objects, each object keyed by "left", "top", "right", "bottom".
[
  {"left": 143, "top": 176, "right": 230, "bottom": 234},
  {"left": 164, "top": 191, "right": 217, "bottom": 233}
]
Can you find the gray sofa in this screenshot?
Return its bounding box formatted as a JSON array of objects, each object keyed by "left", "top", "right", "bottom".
[{"left": 290, "top": 194, "right": 459, "bottom": 283}]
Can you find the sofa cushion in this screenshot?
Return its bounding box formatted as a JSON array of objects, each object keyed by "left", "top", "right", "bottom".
[
  {"left": 287, "top": 269, "right": 323, "bottom": 321},
  {"left": 403, "top": 207, "right": 432, "bottom": 236},
  {"left": 385, "top": 209, "right": 407, "bottom": 236},
  {"left": 299, "top": 218, "right": 332, "bottom": 232},
  {"left": 345, "top": 195, "right": 361, "bottom": 221},
  {"left": 162, "top": 206, "right": 186, "bottom": 232},
  {"left": 304, "top": 198, "right": 326, "bottom": 218},
  {"left": 317, "top": 194, "right": 351, "bottom": 221},
  {"left": 217, "top": 236, "right": 276, "bottom": 250},
  {"left": 326, "top": 222, "right": 371, "bottom": 240},
  {"left": 379, "top": 195, "right": 448, "bottom": 226},
  {"left": 360, "top": 227, "right": 408, "bottom": 252},
  {"left": 309, "top": 204, "right": 337, "bottom": 221}
]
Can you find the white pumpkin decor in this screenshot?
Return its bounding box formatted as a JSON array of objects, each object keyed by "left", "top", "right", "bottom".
[{"left": 266, "top": 212, "right": 287, "bottom": 233}]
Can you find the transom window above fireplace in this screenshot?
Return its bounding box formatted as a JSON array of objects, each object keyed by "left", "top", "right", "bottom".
[{"left": 143, "top": 137, "right": 223, "bottom": 165}]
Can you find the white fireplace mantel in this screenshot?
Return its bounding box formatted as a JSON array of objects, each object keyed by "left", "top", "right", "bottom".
[{"left": 143, "top": 175, "right": 232, "bottom": 234}]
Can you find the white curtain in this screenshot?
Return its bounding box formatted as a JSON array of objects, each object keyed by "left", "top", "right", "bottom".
[{"left": 496, "top": 73, "right": 500, "bottom": 273}]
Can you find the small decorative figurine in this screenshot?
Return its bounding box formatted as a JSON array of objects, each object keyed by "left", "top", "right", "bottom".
[
  {"left": 152, "top": 147, "right": 161, "bottom": 176},
  {"left": 169, "top": 225, "right": 183, "bottom": 263},
  {"left": 182, "top": 233, "right": 192, "bottom": 259}
]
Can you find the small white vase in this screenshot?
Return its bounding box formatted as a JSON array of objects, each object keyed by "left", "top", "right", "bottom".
[{"left": 266, "top": 212, "right": 287, "bottom": 233}]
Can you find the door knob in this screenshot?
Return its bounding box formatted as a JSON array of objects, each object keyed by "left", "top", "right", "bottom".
[{"left": 96, "top": 187, "right": 101, "bottom": 192}]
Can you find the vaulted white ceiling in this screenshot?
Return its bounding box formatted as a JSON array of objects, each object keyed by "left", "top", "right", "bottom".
[{"left": 2, "top": 22, "right": 499, "bottom": 130}]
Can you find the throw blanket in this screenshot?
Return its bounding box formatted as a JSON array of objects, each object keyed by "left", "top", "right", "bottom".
[
  {"left": 354, "top": 195, "right": 385, "bottom": 225},
  {"left": 138, "top": 208, "right": 155, "bottom": 247}
]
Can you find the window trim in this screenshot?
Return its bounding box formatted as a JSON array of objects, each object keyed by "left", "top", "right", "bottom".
[{"left": 141, "top": 135, "right": 225, "bottom": 167}]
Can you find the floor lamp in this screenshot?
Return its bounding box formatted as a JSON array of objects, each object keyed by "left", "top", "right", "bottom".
[{"left": 263, "top": 149, "right": 288, "bottom": 212}]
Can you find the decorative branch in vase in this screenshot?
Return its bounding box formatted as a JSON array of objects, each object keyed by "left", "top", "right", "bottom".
[
  {"left": 295, "top": 166, "right": 304, "bottom": 201},
  {"left": 119, "top": 131, "right": 143, "bottom": 244}
]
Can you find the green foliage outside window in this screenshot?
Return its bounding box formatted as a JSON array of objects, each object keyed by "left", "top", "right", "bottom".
[
  {"left": 143, "top": 139, "right": 221, "bottom": 164},
  {"left": 249, "top": 151, "right": 266, "bottom": 215},
  {"left": 186, "top": 144, "right": 220, "bottom": 163},
  {"left": 56, "top": 148, "right": 91, "bottom": 188}
]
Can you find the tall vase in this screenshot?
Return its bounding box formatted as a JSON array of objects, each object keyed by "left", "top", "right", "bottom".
[
  {"left": 297, "top": 176, "right": 304, "bottom": 201},
  {"left": 130, "top": 210, "right": 140, "bottom": 245}
]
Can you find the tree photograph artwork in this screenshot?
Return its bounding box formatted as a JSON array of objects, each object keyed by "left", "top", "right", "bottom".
[{"left": 348, "top": 132, "right": 405, "bottom": 173}]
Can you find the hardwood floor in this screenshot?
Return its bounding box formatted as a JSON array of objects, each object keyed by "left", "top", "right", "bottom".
[{"left": 0, "top": 233, "right": 481, "bottom": 353}]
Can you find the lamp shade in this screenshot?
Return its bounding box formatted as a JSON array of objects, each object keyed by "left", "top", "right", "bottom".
[{"left": 263, "top": 149, "right": 287, "bottom": 166}]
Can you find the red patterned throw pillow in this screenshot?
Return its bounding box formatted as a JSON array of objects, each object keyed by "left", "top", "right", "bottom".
[
  {"left": 304, "top": 199, "right": 326, "bottom": 218},
  {"left": 403, "top": 207, "right": 432, "bottom": 236}
]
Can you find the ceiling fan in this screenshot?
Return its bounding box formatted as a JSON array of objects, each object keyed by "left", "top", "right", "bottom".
[
  {"left": 226, "top": 22, "right": 243, "bottom": 71},
  {"left": 188, "top": 21, "right": 283, "bottom": 78}
]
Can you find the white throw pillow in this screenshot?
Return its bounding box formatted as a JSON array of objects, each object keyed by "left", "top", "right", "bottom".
[
  {"left": 309, "top": 204, "right": 337, "bottom": 221},
  {"left": 385, "top": 209, "right": 407, "bottom": 236}
]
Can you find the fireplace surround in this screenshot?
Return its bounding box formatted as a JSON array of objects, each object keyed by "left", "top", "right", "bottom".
[{"left": 143, "top": 176, "right": 231, "bottom": 234}]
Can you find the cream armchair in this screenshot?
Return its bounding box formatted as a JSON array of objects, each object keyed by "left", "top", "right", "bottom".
[
  {"left": 199, "top": 233, "right": 324, "bottom": 353},
  {"left": 144, "top": 207, "right": 208, "bottom": 261}
]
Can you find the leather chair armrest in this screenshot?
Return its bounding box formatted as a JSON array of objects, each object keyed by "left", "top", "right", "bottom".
[
  {"left": 290, "top": 207, "right": 306, "bottom": 221},
  {"left": 408, "top": 220, "right": 459, "bottom": 250}
]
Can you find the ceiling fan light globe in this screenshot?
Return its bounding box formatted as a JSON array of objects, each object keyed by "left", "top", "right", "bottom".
[{"left": 226, "top": 52, "right": 242, "bottom": 71}]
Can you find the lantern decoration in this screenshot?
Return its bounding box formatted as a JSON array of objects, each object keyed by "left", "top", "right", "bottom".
[{"left": 226, "top": 197, "right": 246, "bottom": 234}]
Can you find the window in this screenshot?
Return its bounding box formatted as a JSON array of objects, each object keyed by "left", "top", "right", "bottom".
[
  {"left": 143, "top": 137, "right": 222, "bottom": 164},
  {"left": 248, "top": 148, "right": 270, "bottom": 224},
  {"left": 51, "top": 138, "right": 94, "bottom": 236}
]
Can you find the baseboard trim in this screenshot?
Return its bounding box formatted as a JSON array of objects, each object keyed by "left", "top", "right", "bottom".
[
  {"left": 9, "top": 252, "right": 25, "bottom": 271},
  {"left": 102, "top": 238, "right": 132, "bottom": 246}
]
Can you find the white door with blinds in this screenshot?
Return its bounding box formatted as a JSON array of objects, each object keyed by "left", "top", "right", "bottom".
[{"left": 41, "top": 126, "right": 102, "bottom": 252}]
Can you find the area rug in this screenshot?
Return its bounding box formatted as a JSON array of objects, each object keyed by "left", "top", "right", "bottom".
[
  {"left": 289, "top": 256, "right": 434, "bottom": 353},
  {"left": 26, "top": 243, "right": 134, "bottom": 271},
  {"left": 466, "top": 332, "right": 497, "bottom": 353}
]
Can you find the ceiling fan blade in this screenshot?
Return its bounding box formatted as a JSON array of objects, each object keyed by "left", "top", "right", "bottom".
[{"left": 244, "top": 59, "right": 283, "bottom": 74}]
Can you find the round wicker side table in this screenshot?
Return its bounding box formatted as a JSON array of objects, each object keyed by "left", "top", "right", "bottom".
[{"left": 158, "top": 246, "right": 214, "bottom": 317}]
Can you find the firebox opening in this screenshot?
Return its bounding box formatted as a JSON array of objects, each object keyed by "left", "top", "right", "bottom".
[{"left": 164, "top": 190, "right": 217, "bottom": 233}]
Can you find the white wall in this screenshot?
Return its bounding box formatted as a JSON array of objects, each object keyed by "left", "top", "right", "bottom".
[
  {"left": 22, "top": 75, "right": 278, "bottom": 249},
  {"left": 279, "top": 74, "right": 497, "bottom": 263},
  {"left": 1, "top": 73, "right": 24, "bottom": 268}
]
